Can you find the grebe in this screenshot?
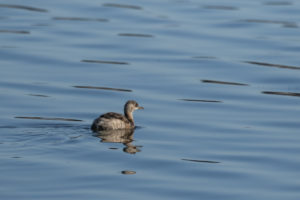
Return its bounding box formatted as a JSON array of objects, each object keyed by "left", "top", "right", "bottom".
[{"left": 91, "top": 100, "right": 144, "bottom": 131}]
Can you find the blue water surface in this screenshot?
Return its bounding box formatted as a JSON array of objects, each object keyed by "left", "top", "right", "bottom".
[{"left": 1, "top": 0, "right": 300, "bottom": 199}]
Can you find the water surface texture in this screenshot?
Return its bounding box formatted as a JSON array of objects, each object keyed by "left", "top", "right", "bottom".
[{"left": 1, "top": 0, "right": 300, "bottom": 199}]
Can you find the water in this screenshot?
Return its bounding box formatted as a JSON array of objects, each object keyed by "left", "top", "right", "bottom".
[{"left": 1, "top": 0, "right": 300, "bottom": 199}]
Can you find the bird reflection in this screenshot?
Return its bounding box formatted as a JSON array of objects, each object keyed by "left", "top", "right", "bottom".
[{"left": 93, "top": 128, "right": 142, "bottom": 154}]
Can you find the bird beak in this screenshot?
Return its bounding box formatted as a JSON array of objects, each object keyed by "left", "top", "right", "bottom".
[{"left": 138, "top": 106, "right": 144, "bottom": 110}]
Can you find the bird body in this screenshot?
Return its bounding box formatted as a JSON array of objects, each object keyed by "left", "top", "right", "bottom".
[{"left": 91, "top": 100, "right": 143, "bottom": 131}]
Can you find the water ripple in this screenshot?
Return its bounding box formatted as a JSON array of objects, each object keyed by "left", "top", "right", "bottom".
[
  {"left": 81, "top": 59, "right": 129, "bottom": 65},
  {"left": 27, "top": 94, "right": 50, "bottom": 98},
  {"left": 102, "top": 3, "right": 142, "bottom": 10},
  {"left": 0, "top": 4, "right": 48, "bottom": 12},
  {"left": 244, "top": 61, "right": 300, "bottom": 70},
  {"left": 178, "top": 99, "right": 223, "bottom": 103},
  {"left": 52, "top": 17, "right": 108, "bottom": 22},
  {"left": 203, "top": 5, "right": 238, "bottom": 10},
  {"left": 242, "top": 19, "right": 298, "bottom": 28},
  {"left": 118, "top": 33, "right": 154, "bottom": 38},
  {"left": 181, "top": 158, "right": 220, "bottom": 164},
  {"left": 73, "top": 85, "right": 132, "bottom": 92},
  {"left": 0, "top": 30, "right": 30, "bottom": 34},
  {"left": 15, "top": 116, "right": 83, "bottom": 122},
  {"left": 263, "top": 1, "right": 293, "bottom": 6},
  {"left": 201, "top": 80, "right": 249, "bottom": 86},
  {"left": 262, "top": 91, "right": 300, "bottom": 97}
]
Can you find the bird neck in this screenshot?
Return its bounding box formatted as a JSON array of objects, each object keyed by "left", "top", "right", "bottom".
[{"left": 125, "top": 110, "right": 134, "bottom": 126}]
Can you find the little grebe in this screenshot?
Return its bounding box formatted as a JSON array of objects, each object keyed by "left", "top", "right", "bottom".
[{"left": 91, "top": 100, "right": 143, "bottom": 131}]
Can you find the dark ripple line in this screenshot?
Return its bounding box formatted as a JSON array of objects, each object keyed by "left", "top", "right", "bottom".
[
  {"left": 11, "top": 156, "right": 22, "bottom": 159},
  {"left": 178, "top": 99, "right": 222, "bottom": 103},
  {"left": 28, "top": 94, "right": 49, "bottom": 97},
  {"left": 244, "top": 61, "right": 300, "bottom": 70},
  {"left": 0, "top": 30, "right": 30, "bottom": 34},
  {"left": 203, "top": 5, "right": 238, "bottom": 10},
  {"left": 53, "top": 17, "right": 108, "bottom": 22},
  {"left": 192, "top": 56, "right": 217, "bottom": 59},
  {"left": 202, "top": 79, "right": 248, "bottom": 86},
  {"left": 242, "top": 19, "right": 297, "bottom": 28},
  {"left": 81, "top": 59, "right": 129, "bottom": 65},
  {"left": 102, "top": 3, "right": 142, "bottom": 10},
  {"left": 262, "top": 91, "right": 300, "bottom": 97},
  {"left": 263, "top": 1, "right": 292, "bottom": 6},
  {"left": 182, "top": 158, "right": 220, "bottom": 164},
  {"left": 0, "top": 45, "right": 17, "bottom": 48},
  {"left": 73, "top": 85, "right": 132, "bottom": 92},
  {"left": 118, "top": 33, "right": 154, "bottom": 38},
  {"left": 0, "top": 4, "right": 48, "bottom": 12},
  {"left": 15, "top": 116, "right": 83, "bottom": 122},
  {"left": 0, "top": 126, "right": 17, "bottom": 129},
  {"left": 243, "top": 19, "right": 294, "bottom": 24}
]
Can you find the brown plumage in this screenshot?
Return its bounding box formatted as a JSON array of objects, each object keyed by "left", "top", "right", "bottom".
[{"left": 91, "top": 100, "right": 144, "bottom": 131}]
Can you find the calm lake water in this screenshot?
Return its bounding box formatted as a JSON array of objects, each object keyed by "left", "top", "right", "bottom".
[{"left": 1, "top": 0, "right": 300, "bottom": 199}]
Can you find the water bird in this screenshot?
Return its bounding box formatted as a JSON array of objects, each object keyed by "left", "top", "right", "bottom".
[{"left": 91, "top": 100, "right": 143, "bottom": 131}]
